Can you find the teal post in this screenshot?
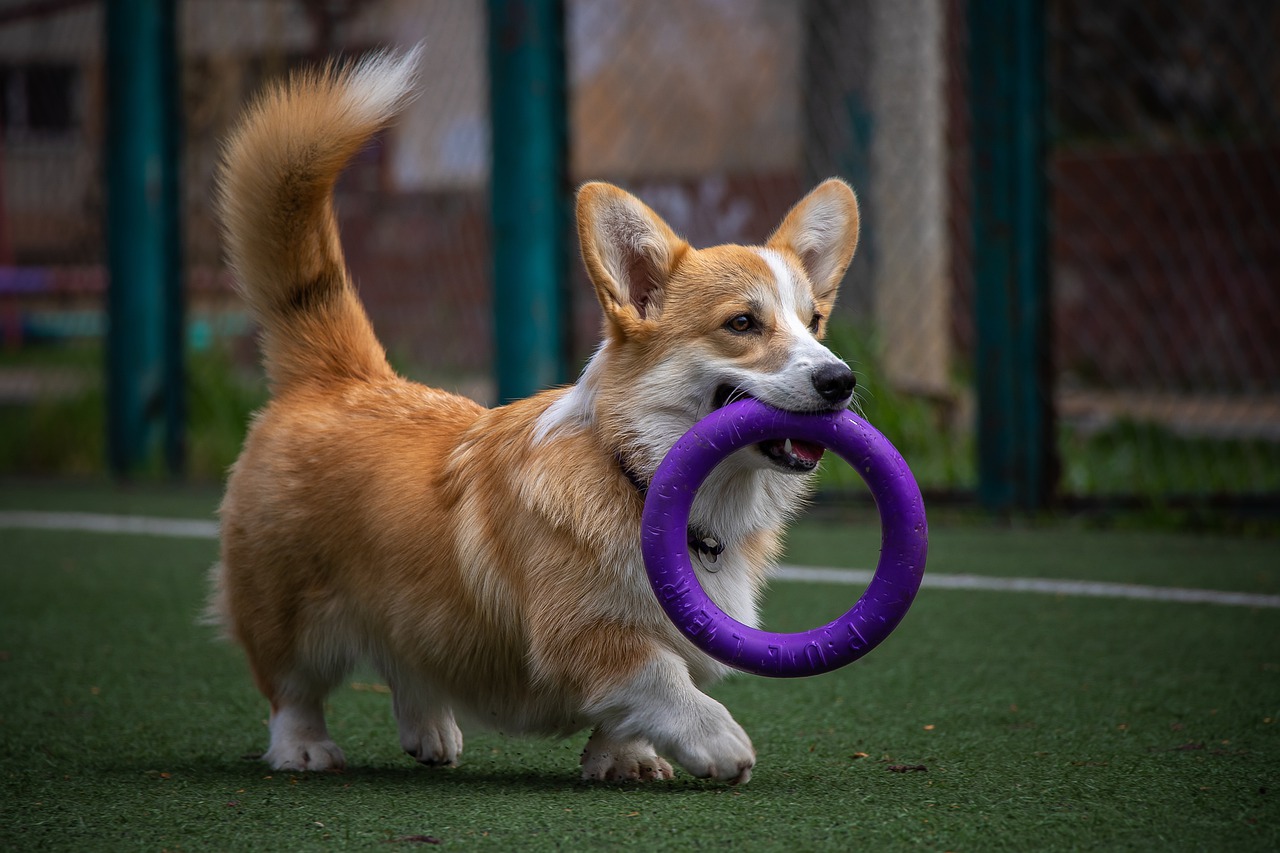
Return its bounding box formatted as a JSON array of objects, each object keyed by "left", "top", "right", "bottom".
[
  {"left": 487, "top": 0, "right": 568, "bottom": 403},
  {"left": 968, "top": 0, "right": 1053, "bottom": 511},
  {"left": 105, "top": 0, "right": 184, "bottom": 476}
]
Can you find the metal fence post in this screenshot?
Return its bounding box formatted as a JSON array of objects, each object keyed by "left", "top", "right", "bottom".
[
  {"left": 105, "top": 0, "right": 184, "bottom": 477},
  {"left": 968, "top": 0, "right": 1053, "bottom": 511},
  {"left": 487, "top": 0, "right": 569, "bottom": 404}
]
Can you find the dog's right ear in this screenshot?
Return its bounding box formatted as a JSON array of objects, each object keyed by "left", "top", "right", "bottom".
[{"left": 576, "top": 183, "right": 687, "bottom": 332}]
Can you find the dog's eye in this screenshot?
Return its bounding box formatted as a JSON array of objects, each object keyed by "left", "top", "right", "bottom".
[
  {"left": 725, "top": 314, "right": 758, "bottom": 334},
  {"left": 808, "top": 313, "right": 823, "bottom": 333}
]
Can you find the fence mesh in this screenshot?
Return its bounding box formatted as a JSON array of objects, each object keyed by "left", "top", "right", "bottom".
[
  {"left": 1045, "top": 0, "right": 1280, "bottom": 498},
  {"left": 0, "top": 0, "right": 1276, "bottom": 503}
]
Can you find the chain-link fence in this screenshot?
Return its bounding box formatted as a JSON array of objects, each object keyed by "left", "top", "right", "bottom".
[
  {"left": 1, "top": 0, "right": 1276, "bottom": 504},
  {"left": 1045, "top": 0, "right": 1280, "bottom": 499}
]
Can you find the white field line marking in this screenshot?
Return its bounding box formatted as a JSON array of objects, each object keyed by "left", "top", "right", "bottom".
[
  {"left": 0, "top": 511, "right": 219, "bottom": 539},
  {"left": 2, "top": 511, "right": 1278, "bottom": 610},
  {"left": 773, "top": 566, "right": 1280, "bottom": 609}
]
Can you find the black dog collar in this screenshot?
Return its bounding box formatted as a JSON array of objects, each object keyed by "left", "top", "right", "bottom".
[{"left": 616, "top": 453, "right": 725, "bottom": 568}]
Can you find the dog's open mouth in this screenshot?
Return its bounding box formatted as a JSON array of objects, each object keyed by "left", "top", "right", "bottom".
[
  {"left": 759, "top": 436, "right": 825, "bottom": 472},
  {"left": 712, "top": 385, "right": 825, "bottom": 472}
]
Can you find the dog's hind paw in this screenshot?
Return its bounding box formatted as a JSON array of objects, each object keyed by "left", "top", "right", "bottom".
[
  {"left": 580, "top": 730, "right": 674, "bottom": 782},
  {"left": 264, "top": 703, "right": 346, "bottom": 771},
  {"left": 400, "top": 715, "right": 463, "bottom": 767},
  {"left": 263, "top": 738, "right": 346, "bottom": 772}
]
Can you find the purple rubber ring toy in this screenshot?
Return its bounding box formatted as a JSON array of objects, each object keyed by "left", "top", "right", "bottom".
[{"left": 641, "top": 398, "right": 927, "bottom": 677}]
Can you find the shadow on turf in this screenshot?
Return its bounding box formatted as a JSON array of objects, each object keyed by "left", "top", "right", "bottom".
[{"left": 99, "top": 754, "right": 775, "bottom": 794}]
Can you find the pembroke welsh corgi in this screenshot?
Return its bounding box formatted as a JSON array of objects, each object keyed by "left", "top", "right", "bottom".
[{"left": 208, "top": 46, "right": 859, "bottom": 784}]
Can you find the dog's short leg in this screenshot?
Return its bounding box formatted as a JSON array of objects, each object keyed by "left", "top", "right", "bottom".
[
  {"left": 388, "top": 679, "right": 463, "bottom": 767},
  {"left": 263, "top": 700, "right": 346, "bottom": 771},
  {"left": 249, "top": 640, "right": 350, "bottom": 772},
  {"left": 586, "top": 654, "right": 755, "bottom": 784},
  {"left": 579, "top": 727, "right": 673, "bottom": 782}
]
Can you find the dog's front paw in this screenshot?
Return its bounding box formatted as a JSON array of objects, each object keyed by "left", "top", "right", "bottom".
[
  {"left": 589, "top": 656, "right": 758, "bottom": 784},
  {"left": 641, "top": 686, "right": 756, "bottom": 783},
  {"left": 580, "top": 729, "right": 674, "bottom": 782},
  {"left": 666, "top": 715, "right": 755, "bottom": 785}
]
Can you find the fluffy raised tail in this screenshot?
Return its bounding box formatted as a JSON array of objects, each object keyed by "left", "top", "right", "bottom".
[{"left": 216, "top": 46, "right": 421, "bottom": 390}]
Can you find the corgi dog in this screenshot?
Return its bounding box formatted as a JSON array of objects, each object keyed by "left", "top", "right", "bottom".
[{"left": 208, "top": 47, "right": 859, "bottom": 785}]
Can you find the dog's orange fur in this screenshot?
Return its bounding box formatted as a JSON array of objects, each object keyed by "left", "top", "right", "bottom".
[{"left": 209, "top": 47, "right": 860, "bottom": 784}]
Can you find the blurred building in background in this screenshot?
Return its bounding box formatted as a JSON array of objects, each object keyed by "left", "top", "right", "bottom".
[{"left": 1, "top": 0, "right": 1277, "bottom": 500}]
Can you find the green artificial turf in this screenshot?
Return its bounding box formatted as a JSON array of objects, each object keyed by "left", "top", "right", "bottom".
[
  {"left": 1, "top": 484, "right": 1277, "bottom": 851},
  {"left": 0, "top": 478, "right": 224, "bottom": 519},
  {"left": 783, "top": 519, "right": 1280, "bottom": 595}
]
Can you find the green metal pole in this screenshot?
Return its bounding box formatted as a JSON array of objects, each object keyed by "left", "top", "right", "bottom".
[
  {"left": 968, "top": 0, "right": 1053, "bottom": 511},
  {"left": 105, "top": 0, "right": 184, "bottom": 477},
  {"left": 487, "top": 0, "right": 568, "bottom": 404}
]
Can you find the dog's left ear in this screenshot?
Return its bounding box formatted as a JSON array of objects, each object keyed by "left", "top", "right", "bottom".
[
  {"left": 576, "top": 182, "right": 688, "bottom": 331},
  {"left": 766, "top": 179, "right": 860, "bottom": 303}
]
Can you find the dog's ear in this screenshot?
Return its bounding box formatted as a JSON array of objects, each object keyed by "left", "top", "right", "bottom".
[
  {"left": 766, "top": 179, "right": 860, "bottom": 303},
  {"left": 576, "top": 182, "right": 687, "bottom": 329}
]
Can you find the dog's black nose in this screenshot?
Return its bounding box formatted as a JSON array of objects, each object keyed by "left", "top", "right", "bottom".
[{"left": 812, "top": 363, "right": 855, "bottom": 404}]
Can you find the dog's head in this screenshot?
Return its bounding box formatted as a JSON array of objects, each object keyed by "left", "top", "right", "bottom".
[{"left": 573, "top": 179, "right": 860, "bottom": 475}]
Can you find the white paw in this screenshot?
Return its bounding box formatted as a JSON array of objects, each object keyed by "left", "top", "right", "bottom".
[
  {"left": 399, "top": 716, "right": 463, "bottom": 767},
  {"left": 263, "top": 737, "right": 346, "bottom": 771},
  {"left": 588, "top": 656, "right": 757, "bottom": 784},
  {"left": 580, "top": 731, "right": 674, "bottom": 782},
  {"left": 265, "top": 703, "right": 346, "bottom": 771},
  {"left": 667, "top": 718, "right": 755, "bottom": 784}
]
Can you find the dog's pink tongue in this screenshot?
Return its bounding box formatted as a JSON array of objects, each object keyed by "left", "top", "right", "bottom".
[
  {"left": 763, "top": 437, "right": 825, "bottom": 465},
  {"left": 790, "top": 439, "right": 825, "bottom": 464}
]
